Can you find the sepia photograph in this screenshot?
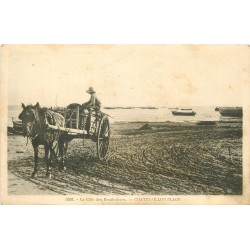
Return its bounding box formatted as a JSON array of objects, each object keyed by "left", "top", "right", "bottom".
[
  {"left": 1, "top": 44, "right": 249, "bottom": 204},
  {"left": 1, "top": 2, "right": 250, "bottom": 250}
]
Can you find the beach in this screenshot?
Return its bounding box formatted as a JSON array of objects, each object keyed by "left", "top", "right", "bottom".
[{"left": 7, "top": 120, "right": 242, "bottom": 195}]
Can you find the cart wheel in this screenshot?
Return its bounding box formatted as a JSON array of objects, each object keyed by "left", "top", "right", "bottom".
[{"left": 97, "top": 116, "right": 110, "bottom": 160}]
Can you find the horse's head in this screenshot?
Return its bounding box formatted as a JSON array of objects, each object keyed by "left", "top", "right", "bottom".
[{"left": 18, "top": 102, "right": 40, "bottom": 136}]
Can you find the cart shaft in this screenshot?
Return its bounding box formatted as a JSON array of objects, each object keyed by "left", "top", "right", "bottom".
[{"left": 46, "top": 124, "right": 88, "bottom": 135}]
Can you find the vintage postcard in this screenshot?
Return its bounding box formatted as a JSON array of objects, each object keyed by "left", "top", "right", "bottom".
[{"left": 0, "top": 44, "right": 249, "bottom": 204}]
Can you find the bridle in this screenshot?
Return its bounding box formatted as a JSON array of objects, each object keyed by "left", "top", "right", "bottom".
[{"left": 22, "top": 108, "right": 46, "bottom": 141}]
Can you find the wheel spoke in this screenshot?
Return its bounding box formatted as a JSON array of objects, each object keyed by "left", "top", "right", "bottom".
[
  {"left": 104, "top": 139, "right": 109, "bottom": 148},
  {"left": 97, "top": 117, "right": 110, "bottom": 160},
  {"left": 103, "top": 142, "right": 108, "bottom": 152},
  {"left": 101, "top": 121, "right": 106, "bottom": 134},
  {"left": 104, "top": 140, "right": 108, "bottom": 145},
  {"left": 104, "top": 121, "right": 109, "bottom": 131},
  {"left": 105, "top": 131, "right": 110, "bottom": 137},
  {"left": 102, "top": 143, "right": 107, "bottom": 158},
  {"left": 104, "top": 127, "right": 110, "bottom": 136},
  {"left": 100, "top": 146, "right": 104, "bottom": 158},
  {"left": 99, "top": 140, "right": 104, "bottom": 152},
  {"left": 102, "top": 139, "right": 108, "bottom": 155},
  {"left": 100, "top": 143, "right": 105, "bottom": 158},
  {"left": 101, "top": 151, "right": 105, "bottom": 159},
  {"left": 101, "top": 141, "right": 108, "bottom": 158}
]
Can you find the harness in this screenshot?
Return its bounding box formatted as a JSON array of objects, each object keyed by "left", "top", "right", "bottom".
[
  {"left": 23, "top": 108, "right": 64, "bottom": 145},
  {"left": 23, "top": 108, "right": 46, "bottom": 143}
]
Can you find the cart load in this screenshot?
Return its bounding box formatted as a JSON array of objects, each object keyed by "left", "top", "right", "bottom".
[{"left": 51, "top": 104, "right": 111, "bottom": 161}]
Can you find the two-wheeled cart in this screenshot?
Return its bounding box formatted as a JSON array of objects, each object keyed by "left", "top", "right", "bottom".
[{"left": 48, "top": 106, "right": 111, "bottom": 161}]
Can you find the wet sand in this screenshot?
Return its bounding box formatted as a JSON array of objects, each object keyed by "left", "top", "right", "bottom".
[{"left": 7, "top": 121, "right": 242, "bottom": 195}]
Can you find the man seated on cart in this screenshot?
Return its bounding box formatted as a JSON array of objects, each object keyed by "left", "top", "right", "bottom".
[{"left": 81, "top": 87, "right": 101, "bottom": 132}]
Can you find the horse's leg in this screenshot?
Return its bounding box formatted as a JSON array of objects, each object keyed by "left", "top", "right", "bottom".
[
  {"left": 49, "top": 142, "right": 54, "bottom": 163},
  {"left": 31, "top": 141, "right": 39, "bottom": 178},
  {"left": 48, "top": 141, "right": 55, "bottom": 174},
  {"left": 58, "top": 138, "right": 66, "bottom": 171},
  {"left": 45, "top": 144, "right": 52, "bottom": 178}
]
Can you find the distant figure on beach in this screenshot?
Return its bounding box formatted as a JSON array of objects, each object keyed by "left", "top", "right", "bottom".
[{"left": 81, "top": 87, "right": 101, "bottom": 130}]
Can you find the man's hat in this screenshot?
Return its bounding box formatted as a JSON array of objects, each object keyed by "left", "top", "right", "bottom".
[{"left": 86, "top": 87, "right": 95, "bottom": 94}]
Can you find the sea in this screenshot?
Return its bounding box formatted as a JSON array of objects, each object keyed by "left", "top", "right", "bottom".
[{"left": 8, "top": 105, "right": 241, "bottom": 127}]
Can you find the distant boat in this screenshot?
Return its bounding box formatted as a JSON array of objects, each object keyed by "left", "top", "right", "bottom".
[
  {"left": 140, "top": 107, "right": 158, "bottom": 109},
  {"left": 12, "top": 119, "right": 23, "bottom": 133},
  {"left": 217, "top": 107, "right": 242, "bottom": 117},
  {"left": 171, "top": 108, "right": 196, "bottom": 116}
]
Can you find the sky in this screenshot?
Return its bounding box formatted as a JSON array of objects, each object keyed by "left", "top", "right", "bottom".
[{"left": 5, "top": 44, "right": 250, "bottom": 107}]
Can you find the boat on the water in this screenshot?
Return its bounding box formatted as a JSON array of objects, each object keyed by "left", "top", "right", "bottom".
[
  {"left": 171, "top": 108, "right": 196, "bottom": 116},
  {"left": 12, "top": 119, "right": 23, "bottom": 133},
  {"left": 140, "top": 107, "right": 158, "bottom": 109},
  {"left": 104, "top": 107, "right": 116, "bottom": 109},
  {"left": 216, "top": 107, "right": 242, "bottom": 117}
]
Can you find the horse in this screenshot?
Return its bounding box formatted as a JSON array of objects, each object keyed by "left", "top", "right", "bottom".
[{"left": 18, "top": 102, "right": 68, "bottom": 178}]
